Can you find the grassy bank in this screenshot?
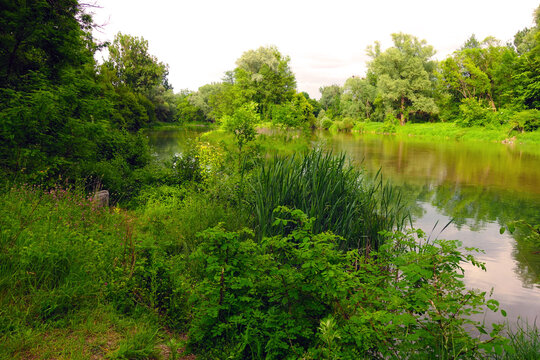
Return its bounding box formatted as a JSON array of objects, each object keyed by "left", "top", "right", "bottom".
[
  {"left": 350, "top": 122, "right": 540, "bottom": 145},
  {"left": 147, "top": 121, "right": 217, "bottom": 131},
  {"left": 3, "top": 146, "right": 538, "bottom": 358}
]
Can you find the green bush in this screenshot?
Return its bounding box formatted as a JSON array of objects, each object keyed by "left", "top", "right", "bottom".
[
  {"left": 456, "top": 98, "right": 492, "bottom": 127},
  {"left": 509, "top": 109, "right": 540, "bottom": 132},
  {"left": 185, "top": 208, "right": 508, "bottom": 359},
  {"left": 382, "top": 113, "right": 398, "bottom": 132},
  {"left": 320, "top": 116, "right": 333, "bottom": 130}
]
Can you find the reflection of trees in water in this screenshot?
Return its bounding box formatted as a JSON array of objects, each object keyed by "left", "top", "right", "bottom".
[
  {"left": 395, "top": 182, "right": 540, "bottom": 287},
  {"left": 146, "top": 128, "right": 208, "bottom": 161},
  {"left": 512, "top": 233, "right": 540, "bottom": 288}
]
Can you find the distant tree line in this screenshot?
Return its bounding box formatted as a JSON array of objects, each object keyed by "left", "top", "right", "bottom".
[{"left": 316, "top": 7, "right": 539, "bottom": 131}]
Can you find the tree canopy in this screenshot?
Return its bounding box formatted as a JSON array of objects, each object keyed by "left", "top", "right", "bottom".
[{"left": 367, "top": 33, "right": 438, "bottom": 125}]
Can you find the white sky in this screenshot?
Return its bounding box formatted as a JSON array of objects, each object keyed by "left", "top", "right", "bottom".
[{"left": 90, "top": 0, "right": 539, "bottom": 99}]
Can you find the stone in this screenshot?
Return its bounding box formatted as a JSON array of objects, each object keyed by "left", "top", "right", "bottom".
[{"left": 93, "top": 190, "right": 109, "bottom": 207}]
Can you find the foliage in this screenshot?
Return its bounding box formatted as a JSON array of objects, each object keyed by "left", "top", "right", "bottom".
[
  {"left": 456, "top": 98, "right": 493, "bottom": 127},
  {"left": 319, "top": 85, "right": 343, "bottom": 119},
  {"left": 341, "top": 76, "right": 377, "bottom": 120},
  {"left": 234, "top": 46, "right": 296, "bottom": 119},
  {"left": 509, "top": 109, "right": 540, "bottom": 132},
  {"left": 105, "top": 32, "right": 168, "bottom": 94},
  {"left": 367, "top": 33, "right": 439, "bottom": 125},
  {"left": 382, "top": 113, "right": 398, "bottom": 133},
  {"left": 185, "top": 207, "right": 509, "bottom": 359},
  {"left": 271, "top": 92, "right": 316, "bottom": 132},
  {"left": 251, "top": 149, "right": 407, "bottom": 251},
  {"left": 328, "top": 228, "right": 508, "bottom": 359},
  {"left": 0, "top": 0, "right": 95, "bottom": 89},
  {"left": 222, "top": 102, "right": 261, "bottom": 160},
  {"left": 320, "top": 116, "right": 334, "bottom": 130}
]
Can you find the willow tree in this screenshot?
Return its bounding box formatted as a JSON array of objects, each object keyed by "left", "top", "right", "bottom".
[
  {"left": 341, "top": 76, "right": 377, "bottom": 120},
  {"left": 368, "top": 33, "right": 438, "bottom": 125},
  {"left": 234, "top": 46, "right": 296, "bottom": 119}
]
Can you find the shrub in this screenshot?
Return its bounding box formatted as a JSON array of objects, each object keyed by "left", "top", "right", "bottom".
[
  {"left": 509, "top": 109, "right": 540, "bottom": 132},
  {"left": 382, "top": 113, "right": 398, "bottom": 132},
  {"left": 456, "top": 98, "right": 492, "bottom": 127},
  {"left": 186, "top": 208, "right": 508, "bottom": 359},
  {"left": 320, "top": 116, "right": 333, "bottom": 130},
  {"left": 340, "top": 117, "right": 355, "bottom": 132}
]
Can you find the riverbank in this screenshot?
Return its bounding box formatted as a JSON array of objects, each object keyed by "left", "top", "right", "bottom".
[
  {"left": 349, "top": 122, "right": 540, "bottom": 146},
  {"left": 146, "top": 121, "right": 217, "bottom": 131},
  {"left": 5, "top": 127, "right": 540, "bottom": 358}
]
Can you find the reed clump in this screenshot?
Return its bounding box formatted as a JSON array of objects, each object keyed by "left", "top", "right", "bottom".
[{"left": 251, "top": 149, "right": 408, "bottom": 251}]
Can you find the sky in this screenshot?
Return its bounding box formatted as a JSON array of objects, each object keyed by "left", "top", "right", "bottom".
[{"left": 90, "top": 0, "right": 539, "bottom": 99}]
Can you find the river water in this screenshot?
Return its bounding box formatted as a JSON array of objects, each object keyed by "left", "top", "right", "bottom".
[{"left": 147, "top": 128, "right": 540, "bottom": 325}]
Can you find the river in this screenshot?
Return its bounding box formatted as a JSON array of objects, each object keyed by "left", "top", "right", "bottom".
[{"left": 147, "top": 128, "right": 540, "bottom": 326}]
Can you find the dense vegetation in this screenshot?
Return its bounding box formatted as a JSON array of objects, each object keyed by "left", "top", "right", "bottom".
[{"left": 1, "top": 1, "right": 539, "bottom": 359}]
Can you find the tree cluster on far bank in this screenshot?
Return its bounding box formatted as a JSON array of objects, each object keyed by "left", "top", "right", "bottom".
[{"left": 313, "top": 6, "right": 539, "bottom": 132}]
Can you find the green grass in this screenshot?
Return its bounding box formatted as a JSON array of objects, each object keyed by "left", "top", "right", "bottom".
[
  {"left": 201, "top": 127, "right": 311, "bottom": 156},
  {"left": 352, "top": 122, "right": 540, "bottom": 145},
  {"left": 494, "top": 320, "right": 540, "bottom": 359},
  {"left": 0, "top": 184, "right": 188, "bottom": 359}
]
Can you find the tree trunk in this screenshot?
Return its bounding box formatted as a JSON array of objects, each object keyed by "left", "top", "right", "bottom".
[
  {"left": 400, "top": 96, "right": 405, "bottom": 125},
  {"left": 487, "top": 94, "right": 497, "bottom": 111}
]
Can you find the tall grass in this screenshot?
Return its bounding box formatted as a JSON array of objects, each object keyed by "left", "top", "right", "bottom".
[
  {"left": 494, "top": 320, "right": 540, "bottom": 359},
  {"left": 251, "top": 149, "right": 408, "bottom": 251}
]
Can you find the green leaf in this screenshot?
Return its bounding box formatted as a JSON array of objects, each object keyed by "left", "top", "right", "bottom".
[{"left": 476, "top": 326, "right": 488, "bottom": 334}]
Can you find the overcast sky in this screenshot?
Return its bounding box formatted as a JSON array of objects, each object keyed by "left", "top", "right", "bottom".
[{"left": 91, "top": 0, "right": 539, "bottom": 99}]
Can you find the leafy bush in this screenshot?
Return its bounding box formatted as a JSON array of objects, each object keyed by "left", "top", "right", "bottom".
[
  {"left": 340, "top": 117, "right": 355, "bottom": 131},
  {"left": 186, "top": 208, "right": 355, "bottom": 358},
  {"left": 185, "top": 207, "right": 508, "bottom": 359},
  {"left": 456, "top": 98, "right": 492, "bottom": 127},
  {"left": 320, "top": 116, "right": 333, "bottom": 130},
  {"left": 509, "top": 109, "right": 540, "bottom": 132},
  {"left": 382, "top": 113, "right": 398, "bottom": 132}
]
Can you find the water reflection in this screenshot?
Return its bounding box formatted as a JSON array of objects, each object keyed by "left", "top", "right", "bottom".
[
  {"left": 321, "top": 132, "right": 540, "bottom": 324},
  {"left": 320, "top": 132, "right": 540, "bottom": 195},
  {"left": 145, "top": 127, "right": 209, "bottom": 161}
]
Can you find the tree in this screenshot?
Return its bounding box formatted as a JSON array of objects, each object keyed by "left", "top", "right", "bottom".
[
  {"left": 175, "top": 90, "right": 205, "bottom": 123},
  {"left": 221, "top": 102, "right": 260, "bottom": 165},
  {"left": 439, "top": 36, "right": 518, "bottom": 113},
  {"left": 105, "top": 32, "right": 169, "bottom": 94},
  {"left": 341, "top": 76, "right": 376, "bottom": 120},
  {"left": 234, "top": 46, "right": 296, "bottom": 118},
  {"left": 0, "top": 0, "right": 95, "bottom": 88},
  {"left": 189, "top": 83, "right": 225, "bottom": 121},
  {"left": 513, "top": 5, "right": 540, "bottom": 109},
  {"left": 0, "top": 3, "right": 153, "bottom": 197},
  {"left": 271, "top": 92, "right": 316, "bottom": 133},
  {"left": 319, "top": 85, "right": 343, "bottom": 119},
  {"left": 367, "top": 33, "right": 438, "bottom": 125}
]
